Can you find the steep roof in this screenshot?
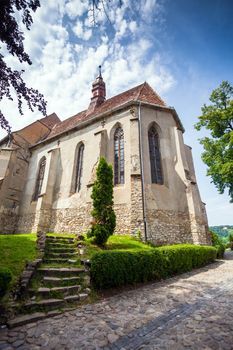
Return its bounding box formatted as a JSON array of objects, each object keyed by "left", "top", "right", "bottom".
[
  {"left": 39, "top": 113, "right": 61, "bottom": 129},
  {"left": 0, "top": 113, "right": 61, "bottom": 147},
  {"left": 43, "top": 82, "right": 167, "bottom": 142}
]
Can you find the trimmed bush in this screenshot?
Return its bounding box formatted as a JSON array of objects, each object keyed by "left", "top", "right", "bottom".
[
  {"left": 229, "top": 232, "right": 233, "bottom": 250},
  {"left": 157, "top": 244, "right": 217, "bottom": 274},
  {"left": 210, "top": 231, "right": 225, "bottom": 258},
  {"left": 90, "top": 244, "right": 217, "bottom": 289},
  {"left": 0, "top": 268, "right": 12, "bottom": 298},
  {"left": 88, "top": 157, "right": 116, "bottom": 246}
]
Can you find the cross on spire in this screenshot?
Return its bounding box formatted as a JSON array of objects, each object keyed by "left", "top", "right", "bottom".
[{"left": 98, "top": 65, "right": 102, "bottom": 77}]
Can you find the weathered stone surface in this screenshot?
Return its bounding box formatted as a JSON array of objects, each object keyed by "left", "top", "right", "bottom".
[
  {"left": 7, "top": 313, "right": 46, "bottom": 329},
  {"left": 1, "top": 255, "right": 233, "bottom": 349}
]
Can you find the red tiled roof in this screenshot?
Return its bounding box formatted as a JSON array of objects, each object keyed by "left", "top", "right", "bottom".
[
  {"left": 39, "top": 113, "right": 61, "bottom": 129},
  {"left": 41, "top": 82, "right": 166, "bottom": 142}
]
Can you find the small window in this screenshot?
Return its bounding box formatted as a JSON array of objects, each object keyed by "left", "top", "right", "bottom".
[
  {"left": 75, "top": 143, "right": 84, "bottom": 192},
  {"left": 148, "top": 126, "right": 163, "bottom": 184},
  {"left": 114, "top": 127, "right": 124, "bottom": 185},
  {"left": 33, "top": 156, "right": 46, "bottom": 200}
]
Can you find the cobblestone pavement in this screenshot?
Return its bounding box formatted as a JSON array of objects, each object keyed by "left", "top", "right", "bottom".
[{"left": 0, "top": 252, "right": 233, "bottom": 350}]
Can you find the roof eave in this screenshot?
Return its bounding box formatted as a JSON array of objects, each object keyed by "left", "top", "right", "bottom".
[{"left": 30, "top": 100, "right": 184, "bottom": 150}]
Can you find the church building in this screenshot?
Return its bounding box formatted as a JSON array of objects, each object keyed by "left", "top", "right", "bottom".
[{"left": 0, "top": 70, "right": 211, "bottom": 245}]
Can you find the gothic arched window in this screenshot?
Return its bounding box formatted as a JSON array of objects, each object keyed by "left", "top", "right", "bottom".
[
  {"left": 33, "top": 156, "right": 46, "bottom": 200},
  {"left": 75, "top": 143, "right": 84, "bottom": 192},
  {"left": 148, "top": 126, "right": 163, "bottom": 184},
  {"left": 114, "top": 127, "right": 124, "bottom": 185}
]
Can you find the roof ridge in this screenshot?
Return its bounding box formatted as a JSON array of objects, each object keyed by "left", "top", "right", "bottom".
[
  {"left": 138, "top": 82, "right": 166, "bottom": 106},
  {"left": 104, "top": 82, "right": 145, "bottom": 104},
  {"left": 136, "top": 81, "right": 147, "bottom": 100}
]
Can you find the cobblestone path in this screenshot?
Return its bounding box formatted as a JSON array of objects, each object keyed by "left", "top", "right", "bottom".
[{"left": 0, "top": 252, "right": 233, "bottom": 350}]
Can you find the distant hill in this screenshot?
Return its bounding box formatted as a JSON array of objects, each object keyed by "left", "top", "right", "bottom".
[{"left": 210, "top": 225, "right": 233, "bottom": 243}]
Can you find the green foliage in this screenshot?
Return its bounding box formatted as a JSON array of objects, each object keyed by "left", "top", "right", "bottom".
[
  {"left": 91, "top": 250, "right": 164, "bottom": 289},
  {"left": 89, "top": 157, "right": 116, "bottom": 246},
  {"left": 90, "top": 244, "right": 217, "bottom": 289},
  {"left": 209, "top": 231, "right": 225, "bottom": 258},
  {"left": 0, "top": 268, "right": 12, "bottom": 298},
  {"left": 107, "top": 235, "right": 152, "bottom": 250},
  {"left": 195, "top": 81, "right": 233, "bottom": 202},
  {"left": 210, "top": 225, "right": 233, "bottom": 243},
  {"left": 228, "top": 232, "right": 233, "bottom": 250},
  {"left": 0, "top": 233, "right": 37, "bottom": 285}
]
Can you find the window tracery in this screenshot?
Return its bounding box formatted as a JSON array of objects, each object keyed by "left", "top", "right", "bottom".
[
  {"left": 114, "top": 127, "right": 124, "bottom": 185},
  {"left": 148, "top": 126, "right": 163, "bottom": 184}
]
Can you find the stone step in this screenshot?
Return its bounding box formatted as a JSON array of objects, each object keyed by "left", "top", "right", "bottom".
[
  {"left": 46, "top": 234, "right": 76, "bottom": 239},
  {"left": 7, "top": 310, "right": 61, "bottom": 328},
  {"left": 44, "top": 259, "right": 79, "bottom": 264},
  {"left": 45, "top": 247, "right": 77, "bottom": 253},
  {"left": 43, "top": 258, "right": 71, "bottom": 263},
  {"left": 24, "top": 294, "right": 83, "bottom": 312},
  {"left": 46, "top": 236, "right": 75, "bottom": 242},
  {"left": 38, "top": 267, "right": 85, "bottom": 277},
  {"left": 43, "top": 276, "right": 81, "bottom": 286},
  {"left": 24, "top": 298, "right": 65, "bottom": 311},
  {"left": 33, "top": 285, "right": 81, "bottom": 297},
  {"left": 46, "top": 242, "right": 76, "bottom": 248},
  {"left": 64, "top": 295, "right": 80, "bottom": 302},
  {"left": 48, "top": 252, "right": 79, "bottom": 258}
]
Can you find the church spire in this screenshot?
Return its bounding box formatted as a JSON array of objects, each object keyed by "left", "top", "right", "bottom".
[{"left": 88, "top": 66, "right": 106, "bottom": 111}]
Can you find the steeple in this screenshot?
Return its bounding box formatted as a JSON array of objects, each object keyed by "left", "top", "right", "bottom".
[{"left": 88, "top": 66, "right": 106, "bottom": 111}]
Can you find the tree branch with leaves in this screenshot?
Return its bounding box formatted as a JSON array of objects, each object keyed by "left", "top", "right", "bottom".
[
  {"left": 195, "top": 81, "right": 233, "bottom": 202},
  {"left": 0, "top": 0, "right": 47, "bottom": 134}
]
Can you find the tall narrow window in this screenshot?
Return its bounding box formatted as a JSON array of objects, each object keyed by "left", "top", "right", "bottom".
[
  {"left": 148, "top": 126, "right": 163, "bottom": 184},
  {"left": 114, "top": 127, "right": 124, "bottom": 184},
  {"left": 33, "top": 156, "right": 46, "bottom": 200},
  {"left": 75, "top": 143, "right": 84, "bottom": 192}
]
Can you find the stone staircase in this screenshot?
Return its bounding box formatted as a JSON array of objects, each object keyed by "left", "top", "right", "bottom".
[{"left": 8, "top": 235, "right": 91, "bottom": 328}]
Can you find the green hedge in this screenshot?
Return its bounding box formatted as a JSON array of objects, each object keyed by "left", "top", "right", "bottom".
[
  {"left": 0, "top": 268, "right": 12, "bottom": 298},
  {"left": 157, "top": 244, "right": 217, "bottom": 275},
  {"left": 210, "top": 231, "right": 225, "bottom": 258},
  {"left": 90, "top": 244, "right": 217, "bottom": 289}
]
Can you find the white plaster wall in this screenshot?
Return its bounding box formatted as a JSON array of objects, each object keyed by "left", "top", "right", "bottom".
[
  {"left": 140, "top": 106, "right": 189, "bottom": 212},
  {"left": 19, "top": 108, "right": 133, "bottom": 215}
]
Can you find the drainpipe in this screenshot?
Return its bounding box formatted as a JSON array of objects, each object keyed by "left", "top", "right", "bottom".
[{"left": 138, "top": 102, "right": 148, "bottom": 242}]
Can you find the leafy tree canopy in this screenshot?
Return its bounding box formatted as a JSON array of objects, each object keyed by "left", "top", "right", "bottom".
[
  {"left": 195, "top": 81, "right": 233, "bottom": 202},
  {"left": 0, "top": 0, "right": 46, "bottom": 134}
]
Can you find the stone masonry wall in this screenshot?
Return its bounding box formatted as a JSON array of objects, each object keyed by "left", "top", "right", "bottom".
[
  {"left": 15, "top": 202, "right": 132, "bottom": 235},
  {"left": 0, "top": 210, "right": 18, "bottom": 234},
  {"left": 114, "top": 204, "right": 131, "bottom": 235},
  {"left": 130, "top": 175, "right": 145, "bottom": 237},
  {"left": 146, "top": 209, "right": 193, "bottom": 245},
  {"left": 17, "top": 211, "right": 41, "bottom": 233},
  {"left": 49, "top": 205, "right": 92, "bottom": 234},
  {"left": 189, "top": 213, "right": 212, "bottom": 246}
]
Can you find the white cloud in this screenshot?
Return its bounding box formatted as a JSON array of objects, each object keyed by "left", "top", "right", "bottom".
[
  {"left": 0, "top": 0, "right": 174, "bottom": 140},
  {"left": 65, "top": 0, "right": 88, "bottom": 18}
]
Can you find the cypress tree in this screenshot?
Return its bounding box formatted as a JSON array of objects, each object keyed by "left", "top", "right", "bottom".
[{"left": 89, "top": 157, "right": 116, "bottom": 245}]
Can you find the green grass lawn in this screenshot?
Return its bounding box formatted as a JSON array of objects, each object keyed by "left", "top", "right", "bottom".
[
  {"left": 81, "top": 234, "right": 153, "bottom": 259},
  {"left": 0, "top": 233, "right": 38, "bottom": 286},
  {"left": 45, "top": 233, "right": 152, "bottom": 259},
  {"left": 106, "top": 235, "right": 153, "bottom": 250}
]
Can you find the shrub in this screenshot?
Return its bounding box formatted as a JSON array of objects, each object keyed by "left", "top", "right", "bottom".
[
  {"left": 90, "top": 244, "right": 217, "bottom": 289},
  {"left": 0, "top": 268, "right": 12, "bottom": 298},
  {"left": 157, "top": 244, "right": 217, "bottom": 274},
  {"left": 210, "top": 231, "right": 225, "bottom": 258},
  {"left": 89, "top": 157, "right": 116, "bottom": 246},
  {"left": 228, "top": 232, "right": 233, "bottom": 250}
]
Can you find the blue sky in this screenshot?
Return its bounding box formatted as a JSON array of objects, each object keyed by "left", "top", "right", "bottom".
[{"left": 1, "top": 0, "right": 232, "bottom": 225}]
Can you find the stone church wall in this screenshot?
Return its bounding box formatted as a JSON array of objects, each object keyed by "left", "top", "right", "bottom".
[
  {"left": 10, "top": 103, "right": 210, "bottom": 246},
  {"left": 140, "top": 106, "right": 209, "bottom": 245}
]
